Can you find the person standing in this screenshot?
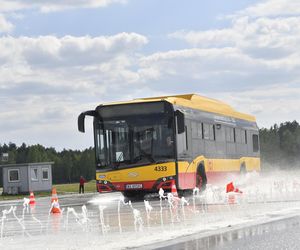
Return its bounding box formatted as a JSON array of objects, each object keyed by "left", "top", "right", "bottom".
[{"left": 79, "top": 176, "right": 85, "bottom": 194}]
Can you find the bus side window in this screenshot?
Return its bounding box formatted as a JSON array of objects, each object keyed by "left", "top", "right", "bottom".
[
  {"left": 253, "top": 134, "right": 259, "bottom": 152},
  {"left": 226, "top": 126, "right": 235, "bottom": 142},
  {"left": 185, "top": 126, "right": 188, "bottom": 150},
  {"left": 233, "top": 128, "right": 236, "bottom": 143},
  {"left": 177, "top": 127, "right": 187, "bottom": 154},
  {"left": 203, "top": 123, "right": 210, "bottom": 140},
  {"left": 197, "top": 123, "right": 202, "bottom": 138},
  {"left": 191, "top": 121, "right": 197, "bottom": 138},
  {"left": 216, "top": 124, "right": 225, "bottom": 142},
  {"left": 209, "top": 124, "right": 215, "bottom": 141},
  {"left": 240, "top": 129, "right": 247, "bottom": 144},
  {"left": 235, "top": 128, "right": 241, "bottom": 143}
]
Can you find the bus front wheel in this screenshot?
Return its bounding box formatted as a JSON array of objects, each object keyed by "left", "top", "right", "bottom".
[
  {"left": 122, "top": 191, "right": 145, "bottom": 201},
  {"left": 196, "top": 163, "right": 207, "bottom": 191}
]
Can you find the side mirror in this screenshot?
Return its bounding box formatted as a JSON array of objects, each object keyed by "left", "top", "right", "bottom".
[
  {"left": 175, "top": 110, "right": 185, "bottom": 134},
  {"left": 78, "top": 110, "right": 97, "bottom": 133}
]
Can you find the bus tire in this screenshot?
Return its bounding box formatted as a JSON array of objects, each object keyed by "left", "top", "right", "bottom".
[
  {"left": 196, "top": 163, "right": 207, "bottom": 191},
  {"left": 178, "top": 189, "right": 193, "bottom": 197},
  {"left": 122, "top": 191, "right": 145, "bottom": 201}
]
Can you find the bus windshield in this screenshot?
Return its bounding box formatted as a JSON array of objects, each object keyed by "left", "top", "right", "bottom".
[{"left": 94, "top": 113, "right": 175, "bottom": 170}]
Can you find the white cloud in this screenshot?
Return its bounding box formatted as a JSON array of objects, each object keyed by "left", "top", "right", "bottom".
[
  {"left": 0, "top": 32, "right": 148, "bottom": 149},
  {"left": 152, "top": 2, "right": 300, "bottom": 94},
  {"left": 212, "top": 84, "right": 300, "bottom": 128},
  {"left": 138, "top": 46, "right": 293, "bottom": 91},
  {"left": 0, "top": 33, "right": 147, "bottom": 68},
  {"left": 0, "top": 0, "right": 127, "bottom": 34},
  {"left": 139, "top": 1, "right": 300, "bottom": 129},
  {"left": 39, "top": 0, "right": 127, "bottom": 13},
  {"left": 0, "top": 0, "right": 126, "bottom": 13},
  {"left": 0, "top": 32, "right": 148, "bottom": 96},
  {"left": 169, "top": 16, "right": 300, "bottom": 61},
  {"left": 169, "top": 29, "right": 239, "bottom": 48},
  {"left": 0, "top": 14, "right": 14, "bottom": 33},
  {"left": 236, "top": 0, "right": 300, "bottom": 18},
  {"left": 2, "top": 0, "right": 300, "bottom": 149}
]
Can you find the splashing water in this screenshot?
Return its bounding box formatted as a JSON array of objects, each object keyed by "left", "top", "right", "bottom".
[
  {"left": 159, "top": 188, "right": 166, "bottom": 199},
  {"left": 2, "top": 170, "right": 300, "bottom": 249},
  {"left": 81, "top": 205, "right": 90, "bottom": 231},
  {"left": 98, "top": 205, "right": 109, "bottom": 235},
  {"left": 158, "top": 188, "right": 166, "bottom": 228},
  {"left": 66, "top": 206, "right": 89, "bottom": 231},
  {"left": 22, "top": 198, "right": 30, "bottom": 220},
  {"left": 192, "top": 187, "right": 199, "bottom": 213},
  {"left": 66, "top": 207, "right": 79, "bottom": 231},
  {"left": 118, "top": 195, "right": 130, "bottom": 233},
  {"left": 144, "top": 200, "right": 153, "bottom": 228},
  {"left": 1, "top": 206, "right": 14, "bottom": 239},
  {"left": 133, "top": 208, "right": 143, "bottom": 232},
  {"left": 166, "top": 193, "right": 181, "bottom": 225},
  {"left": 129, "top": 201, "right": 143, "bottom": 232},
  {"left": 180, "top": 197, "right": 189, "bottom": 222},
  {"left": 12, "top": 206, "right": 29, "bottom": 237}
]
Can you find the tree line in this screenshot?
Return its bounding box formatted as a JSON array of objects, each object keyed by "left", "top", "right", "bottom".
[
  {"left": 0, "top": 143, "right": 95, "bottom": 186},
  {"left": 1, "top": 120, "right": 300, "bottom": 186},
  {"left": 260, "top": 120, "right": 300, "bottom": 169}
]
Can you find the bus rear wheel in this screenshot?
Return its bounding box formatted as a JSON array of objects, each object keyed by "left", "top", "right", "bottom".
[{"left": 196, "top": 163, "right": 207, "bottom": 191}]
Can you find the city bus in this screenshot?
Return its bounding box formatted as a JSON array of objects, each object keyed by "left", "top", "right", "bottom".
[{"left": 78, "top": 94, "right": 260, "bottom": 198}]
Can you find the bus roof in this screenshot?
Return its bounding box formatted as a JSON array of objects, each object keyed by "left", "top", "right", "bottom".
[{"left": 102, "top": 94, "right": 256, "bottom": 122}]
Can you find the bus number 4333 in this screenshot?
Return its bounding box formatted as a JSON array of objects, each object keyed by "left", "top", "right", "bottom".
[{"left": 154, "top": 166, "right": 167, "bottom": 171}]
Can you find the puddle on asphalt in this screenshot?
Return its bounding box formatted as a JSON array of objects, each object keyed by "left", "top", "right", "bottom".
[{"left": 151, "top": 216, "right": 300, "bottom": 250}]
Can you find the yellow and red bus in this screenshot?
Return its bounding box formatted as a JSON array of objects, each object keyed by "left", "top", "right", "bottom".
[{"left": 78, "top": 94, "right": 260, "bottom": 198}]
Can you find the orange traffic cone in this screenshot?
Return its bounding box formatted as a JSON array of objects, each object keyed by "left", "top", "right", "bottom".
[
  {"left": 51, "top": 187, "right": 58, "bottom": 203},
  {"left": 171, "top": 179, "right": 178, "bottom": 197},
  {"left": 50, "top": 200, "right": 61, "bottom": 214},
  {"left": 50, "top": 187, "right": 61, "bottom": 214},
  {"left": 226, "top": 182, "right": 243, "bottom": 194},
  {"left": 29, "top": 191, "right": 36, "bottom": 205},
  {"left": 226, "top": 182, "right": 234, "bottom": 193},
  {"left": 226, "top": 182, "right": 243, "bottom": 204}
]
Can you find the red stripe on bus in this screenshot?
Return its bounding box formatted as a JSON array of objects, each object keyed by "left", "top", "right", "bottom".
[
  {"left": 178, "top": 171, "right": 242, "bottom": 189},
  {"left": 98, "top": 171, "right": 243, "bottom": 192}
]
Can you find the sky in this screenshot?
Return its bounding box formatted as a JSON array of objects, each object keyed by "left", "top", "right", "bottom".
[{"left": 1, "top": 0, "right": 300, "bottom": 150}]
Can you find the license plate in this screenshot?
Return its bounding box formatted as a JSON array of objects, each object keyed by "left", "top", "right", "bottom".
[{"left": 125, "top": 184, "right": 143, "bottom": 189}]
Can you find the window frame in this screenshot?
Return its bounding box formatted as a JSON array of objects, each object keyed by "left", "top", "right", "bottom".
[
  {"left": 212, "top": 124, "right": 216, "bottom": 141},
  {"left": 31, "top": 167, "right": 39, "bottom": 181},
  {"left": 252, "top": 134, "right": 259, "bottom": 152},
  {"left": 233, "top": 128, "right": 236, "bottom": 143},
  {"left": 197, "top": 123, "right": 202, "bottom": 138},
  {"left": 185, "top": 125, "right": 188, "bottom": 150},
  {"left": 42, "top": 168, "right": 49, "bottom": 181},
  {"left": 225, "top": 126, "right": 235, "bottom": 143},
  {"left": 203, "top": 123, "right": 210, "bottom": 140},
  {"left": 8, "top": 169, "right": 20, "bottom": 183}
]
